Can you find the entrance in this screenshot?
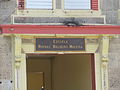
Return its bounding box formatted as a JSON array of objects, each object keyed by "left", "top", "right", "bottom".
[{"left": 26, "top": 54, "right": 95, "bottom": 90}]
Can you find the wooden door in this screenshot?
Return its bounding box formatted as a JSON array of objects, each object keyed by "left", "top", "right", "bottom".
[{"left": 27, "top": 72, "right": 44, "bottom": 90}]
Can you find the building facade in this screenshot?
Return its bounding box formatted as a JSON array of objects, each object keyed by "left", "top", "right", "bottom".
[{"left": 0, "top": 0, "right": 120, "bottom": 90}]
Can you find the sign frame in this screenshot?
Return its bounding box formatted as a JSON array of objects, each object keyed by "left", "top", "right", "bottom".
[{"left": 35, "top": 37, "right": 86, "bottom": 52}]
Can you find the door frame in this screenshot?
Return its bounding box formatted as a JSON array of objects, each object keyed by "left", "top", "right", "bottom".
[
  {"left": 26, "top": 53, "right": 96, "bottom": 90},
  {"left": 11, "top": 34, "right": 109, "bottom": 90}
]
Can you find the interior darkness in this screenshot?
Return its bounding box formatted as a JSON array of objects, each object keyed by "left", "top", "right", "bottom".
[{"left": 26, "top": 54, "right": 93, "bottom": 90}]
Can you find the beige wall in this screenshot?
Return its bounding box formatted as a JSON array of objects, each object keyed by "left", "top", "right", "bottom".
[
  {"left": 27, "top": 58, "right": 52, "bottom": 90},
  {"left": 27, "top": 72, "right": 44, "bottom": 90},
  {"left": 52, "top": 54, "right": 92, "bottom": 90},
  {"left": 27, "top": 54, "right": 93, "bottom": 90}
]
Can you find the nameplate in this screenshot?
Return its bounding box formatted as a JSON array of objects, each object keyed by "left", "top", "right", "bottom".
[{"left": 36, "top": 38, "right": 85, "bottom": 51}]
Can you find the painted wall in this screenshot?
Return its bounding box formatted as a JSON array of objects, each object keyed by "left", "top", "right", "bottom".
[
  {"left": 26, "top": 54, "right": 92, "bottom": 90},
  {"left": 51, "top": 54, "right": 92, "bottom": 90},
  {"left": 27, "top": 58, "right": 52, "bottom": 90},
  {"left": 0, "top": 0, "right": 120, "bottom": 90}
]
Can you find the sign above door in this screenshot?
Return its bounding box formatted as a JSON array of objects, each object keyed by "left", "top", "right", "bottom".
[{"left": 35, "top": 38, "right": 85, "bottom": 52}]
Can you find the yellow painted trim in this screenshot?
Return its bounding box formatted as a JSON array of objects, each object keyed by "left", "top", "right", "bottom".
[
  {"left": 102, "top": 36, "right": 109, "bottom": 61},
  {"left": 13, "top": 12, "right": 105, "bottom": 17},
  {"left": 14, "top": 35, "right": 22, "bottom": 62},
  {"left": 21, "top": 34, "right": 101, "bottom": 38},
  {"left": 9, "top": 34, "right": 111, "bottom": 90},
  {"left": 94, "top": 53, "right": 102, "bottom": 90},
  {"left": 101, "top": 36, "right": 109, "bottom": 90},
  {"left": 101, "top": 62, "right": 109, "bottom": 90}
]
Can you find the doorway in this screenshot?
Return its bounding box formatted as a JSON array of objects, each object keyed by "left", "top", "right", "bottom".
[{"left": 26, "top": 54, "right": 95, "bottom": 90}]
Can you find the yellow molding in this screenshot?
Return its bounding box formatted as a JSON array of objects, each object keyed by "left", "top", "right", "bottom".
[
  {"left": 101, "top": 62, "right": 109, "bottom": 90},
  {"left": 101, "top": 36, "right": 109, "bottom": 90},
  {"left": 14, "top": 35, "right": 22, "bottom": 61},
  {"left": 10, "top": 34, "right": 110, "bottom": 90},
  {"left": 21, "top": 34, "right": 101, "bottom": 39},
  {"left": 4, "top": 34, "right": 114, "bottom": 38},
  {"left": 101, "top": 36, "right": 109, "bottom": 61}
]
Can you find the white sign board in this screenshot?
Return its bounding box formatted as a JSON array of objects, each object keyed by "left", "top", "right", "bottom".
[{"left": 0, "top": 80, "right": 13, "bottom": 90}]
